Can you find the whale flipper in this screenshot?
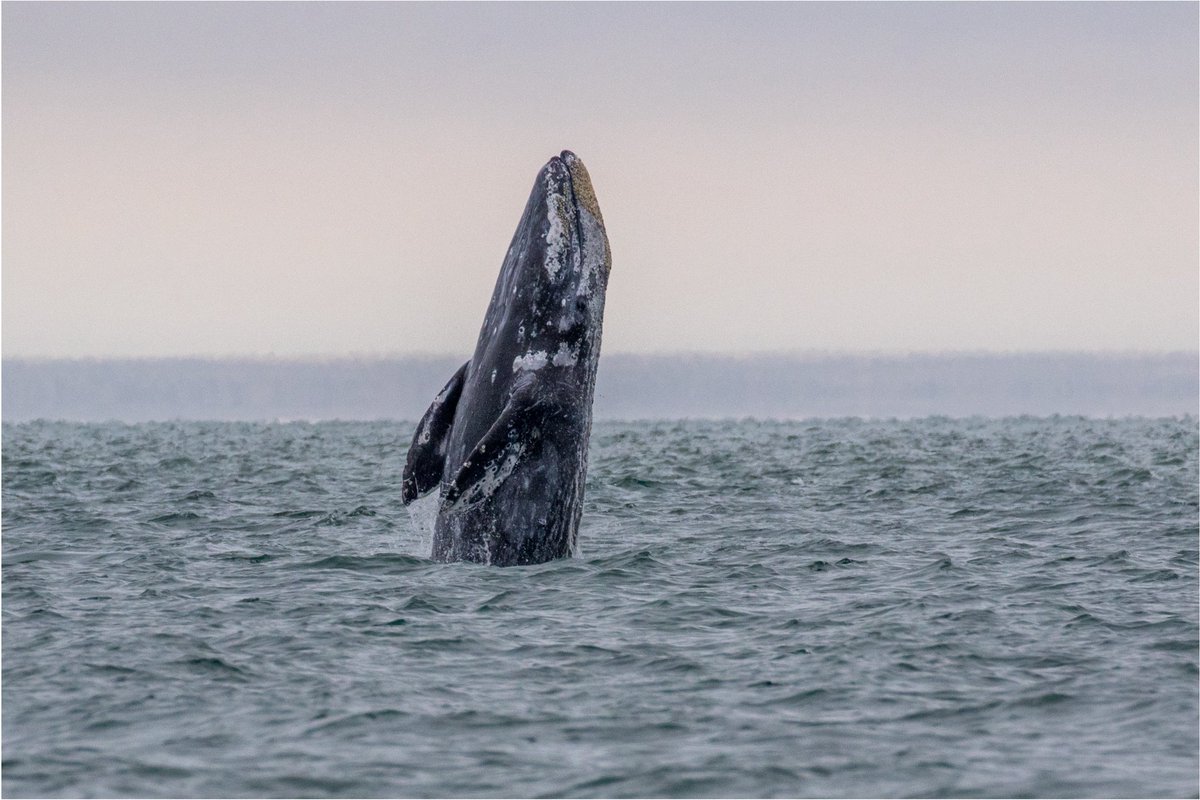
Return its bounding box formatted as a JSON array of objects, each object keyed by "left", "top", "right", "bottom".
[
  {"left": 441, "top": 379, "right": 548, "bottom": 511},
  {"left": 401, "top": 361, "right": 470, "bottom": 504}
]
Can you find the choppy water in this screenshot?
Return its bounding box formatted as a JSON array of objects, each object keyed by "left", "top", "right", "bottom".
[{"left": 3, "top": 417, "right": 1197, "bottom": 798}]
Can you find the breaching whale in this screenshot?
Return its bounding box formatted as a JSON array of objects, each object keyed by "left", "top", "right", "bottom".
[{"left": 401, "top": 150, "right": 611, "bottom": 565}]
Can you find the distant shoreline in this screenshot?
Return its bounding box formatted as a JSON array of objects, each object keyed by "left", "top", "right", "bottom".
[
  {"left": 5, "top": 349, "right": 1195, "bottom": 362},
  {"left": 3, "top": 352, "right": 1197, "bottom": 422}
]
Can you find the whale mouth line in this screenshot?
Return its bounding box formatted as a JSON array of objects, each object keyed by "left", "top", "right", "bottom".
[
  {"left": 564, "top": 173, "right": 585, "bottom": 264},
  {"left": 551, "top": 151, "right": 589, "bottom": 217},
  {"left": 553, "top": 155, "right": 580, "bottom": 212},
  {"left": 554, "top": 152, "right": 591, "bottom": 258}
]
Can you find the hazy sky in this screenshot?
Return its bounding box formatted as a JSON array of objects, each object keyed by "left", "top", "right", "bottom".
[{"left": 4, "top": 2, "right": 1197, "bottom": 357}]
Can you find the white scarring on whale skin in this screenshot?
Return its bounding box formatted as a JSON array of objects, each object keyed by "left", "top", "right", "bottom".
[
  {"left": 552, "top": 342, "right": 578, "bottom": 367},
  {"left": 543, "top": 172, "right": 569, "bottom": 280},
  {"left": 512, "top": 351, "right": 549, "bottom": 372},
  {"left": 445, "top": 444, "right": 525, "bottom": 514},
  {"left": 512, "top": 343, "right": 578, "bottom": 373}
]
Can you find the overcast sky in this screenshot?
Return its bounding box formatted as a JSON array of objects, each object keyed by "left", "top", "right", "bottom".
[{"left": 3, "top": 2, "right": 1197, "bottom": 358}]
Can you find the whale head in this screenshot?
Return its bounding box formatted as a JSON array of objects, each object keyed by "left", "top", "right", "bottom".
[{"left": 478, "top": 150, "right": 611, "bottom": 377}]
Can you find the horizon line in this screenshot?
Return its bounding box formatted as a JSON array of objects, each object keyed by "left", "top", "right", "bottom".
[{"left": 3, "top": 349, "right": 1197, "bottom": 363}]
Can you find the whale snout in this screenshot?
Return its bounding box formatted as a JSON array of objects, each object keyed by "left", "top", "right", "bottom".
[
  {"left": 524, "top": 149, "right": 610, "bottom": 332},
  {"left": 539, "top": 152, "right": 600, "bottom": 220},
  {"left": 559, "top": 152, "right": 603, "bottom": 226},
  {"left": 539, "top": 154, "right": 572, "bottom": 191}
]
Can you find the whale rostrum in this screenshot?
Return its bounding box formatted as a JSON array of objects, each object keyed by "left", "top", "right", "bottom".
[{"left": 401, "top": 151, "right": 612, "bottom": 566}]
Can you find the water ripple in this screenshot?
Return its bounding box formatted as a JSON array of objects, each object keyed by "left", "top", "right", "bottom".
[{"left": 3, "top": 417, "right": 1197, "bottom": 798}]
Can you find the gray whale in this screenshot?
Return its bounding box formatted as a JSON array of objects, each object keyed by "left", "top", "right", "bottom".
[{"left": 401, "top": 151, "right": 611, "bottom": 565}]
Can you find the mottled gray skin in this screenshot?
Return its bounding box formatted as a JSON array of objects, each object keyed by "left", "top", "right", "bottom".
[{"left": 401, "top": 151, "right": 611, "bottom": 565}]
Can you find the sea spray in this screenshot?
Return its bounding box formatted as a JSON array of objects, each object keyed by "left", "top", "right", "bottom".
[{"left": 403, "top": 490, "right": 441, "bottom": 558}]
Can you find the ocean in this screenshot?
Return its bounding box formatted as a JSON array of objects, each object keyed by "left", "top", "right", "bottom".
[{"left": 3, "top": 417, "right": 1197, "bottom": 798}]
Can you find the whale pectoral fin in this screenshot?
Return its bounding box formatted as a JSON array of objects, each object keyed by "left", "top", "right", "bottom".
[
  {"left": 442, "top": 381, "right": 548, "bottom": 512},
  {"left": 401, "top": 360, "right": 470, "bottom": 505}
]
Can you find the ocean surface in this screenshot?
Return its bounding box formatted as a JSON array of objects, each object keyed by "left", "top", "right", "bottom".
[{"left": 3, "top": 417, "right": 1197, "bottom": 798}]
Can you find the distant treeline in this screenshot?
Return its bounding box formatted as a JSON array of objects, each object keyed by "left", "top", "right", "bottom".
[{"left": 2, "top": 353, "right": 1196, "bottom": 421}]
